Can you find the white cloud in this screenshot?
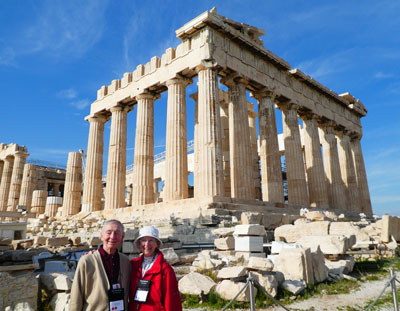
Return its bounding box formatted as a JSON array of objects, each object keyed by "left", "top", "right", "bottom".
[
  {"left": 295, "top": 49, "right": 355, "bottom": 80},
  {"left": 58, "top": 88, "right": 77, "bottom": 99},
  {"left": 374, "top": 72, "right": 394, "bottom": 79},
  {"left": 1, "top": 0, "right": 109, "bottom": 66},
  {"left": 69, "top": 99, "right": 91, "bottom": 110}
]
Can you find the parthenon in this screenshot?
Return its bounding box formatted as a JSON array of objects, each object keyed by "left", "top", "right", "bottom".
[{"left": 79, "top": 8, "right": 372, "bottom": 219}]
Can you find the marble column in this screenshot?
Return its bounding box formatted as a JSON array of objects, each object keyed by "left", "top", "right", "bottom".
[
  {"left": 82, "top": 115, "right": 106, "bottom": 212},
  {"left": 220, "top": 100, "right": 231, "bottom": 197},
  {"left": 63, "top": 152, "right": 83, "bottom": 216},
  {"left": 190, "top": 92, "right": 200, "bottom": 197},
  {"left": 53, "top": 183, "right": 60, "bottom": 197},
  {"left": 255, "top": 92, "right": 284, "bottom": 204},
  {"left": 132, "top": 93, "right": 155, "bottom": 206},
  {"left": 279, "top": 102, "right": 308, "bottom": 206},
  {"left": 0, "top": 161, "right": 3, "bottom": 185},
  {"left": 31, "top": 190, "right": 47, "bottom": 215},
  {"left": 337, "top": 129, "right": 360, "bottom": 211},
  {"left": 7, "top": 153, "right": 28, "bottom": 212},
  {"left": 19, "top": 164, "right": 37, "bottom": 211},
  {"left": 223, "top": 77, "right": 254, "bottom": 199},
  {"left": 164, "top": 78, "right": 190, "bottom": 201},
  {"left": 300, "top": 112, "right": 329, "bottom": 208},
  {"left": 105, "top": 105, "right": 128, "bottom": 210},
  {"left": 351, "top": 135, "right": 372, "bottom": 214},
  {"left": 195, "top": 65, "right": 224, "bottom": 198},
  {"left": 319, "top": 121, "right": 346, "bottom": 209},
  {"left": 0, "top": 156, "right": 13, "bottom": 211},
  {"left": 248, "top": 106, "right": 261, "bottom": 200}
]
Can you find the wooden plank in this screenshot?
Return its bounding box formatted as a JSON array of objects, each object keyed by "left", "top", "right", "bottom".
[{"left": 0, "top": 263, "right": 39, "bottom": 272}]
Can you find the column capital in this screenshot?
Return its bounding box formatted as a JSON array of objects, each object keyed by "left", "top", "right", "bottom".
[
  {"left": 250, "top": 87, "right": 276, "bottom": 100},
  {"left": 87, "top": 114, "right": 107, "bottom": 124},
  {"left": 14, "top": 152, "right": 29, "bottom": 160},
  {"left": 317, "top": 118, "right": 336, "bottom": 129},
  {"left": 220, "top": 73, "right": 248, "bottom": 87},
  {"left": 349, "top": 131, "right": 363, "bottom": 140},
  {"left": 109, "top": 104, "right": 129, "bottom": 113},
  {"left": 195, "top": 59, "right": 219, "bottom": 72},
  {"left": 165, "top": 76, "right": 192, "bottom": 88},
  {"left": 276, "top": 100, "right": 299, "bottom": 112},
  {"left": 135, "top": 92, "right": 159, "bottom": 101}
]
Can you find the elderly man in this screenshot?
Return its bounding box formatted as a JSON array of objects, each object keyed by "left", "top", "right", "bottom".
[{"left": 70, "top": 219, "right": 131, "bottom": 311}]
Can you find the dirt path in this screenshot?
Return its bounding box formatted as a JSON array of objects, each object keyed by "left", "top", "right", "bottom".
[
  {"left": 260, "top": 278, "right": 393, "bottom": 311},
  {"left": 185, "top": 277, "right": 395, "bottom": 311}
]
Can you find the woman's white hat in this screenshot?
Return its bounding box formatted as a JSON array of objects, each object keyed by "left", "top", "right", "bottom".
[{"left": 134, "top": 226, "right": 163, "bottom": 249}]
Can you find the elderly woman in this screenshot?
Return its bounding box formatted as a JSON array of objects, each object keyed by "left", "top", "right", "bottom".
[{"left": 129, "top": 226, "right": 182, "bottom": 311}]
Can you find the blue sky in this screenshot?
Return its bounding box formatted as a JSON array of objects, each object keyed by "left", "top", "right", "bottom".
[{"left": 0, "top": 1, "right": 399, "bottom": 216}]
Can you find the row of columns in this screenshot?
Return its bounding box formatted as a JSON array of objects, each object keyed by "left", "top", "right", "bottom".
[
  {"left": 0, "top": 153, "right": 29, "bottom": 214},
  {"left": 82, "top": 65, "right": 372, "bottom": 214}
]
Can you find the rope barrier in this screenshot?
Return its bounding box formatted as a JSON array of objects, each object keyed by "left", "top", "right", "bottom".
[
  {"left": 252, "top": 278, "right": 290, "bottom": 311},
  {"left": 364, "top": 274, "right": 396, "bottom": 311}
]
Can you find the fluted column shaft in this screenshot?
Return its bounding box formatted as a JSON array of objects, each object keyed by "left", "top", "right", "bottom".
[
  {"left": 248, "top": 108, "right": 261, "bottom": 200},
  {"left": 31, "top": 190, "right": 47, "bottom": 215},
  {"left": 82, "top": 115, "right": 106, "bottom": 212},
  {"left": 165, "top": 78, "right": 190, "bottom": 201},
  {"left": 0, "top": 156, "right": 13, "bottom": 211},
  {"left": 0, "top": 161, "right": 3, "bottom": 185},
  {"left": 351, "top": 136, "right": 372, "bottom": 213},
  {"left": 226, "top": 78, "right": 254, "bottom": 199},
  {"left": 132, "top": 94, "right": 155, "bottom": 206},
  {"left": 19, "top": 164, "right": 37, "bottom": 211},
  {"left": 256, "top": 93, "right": 284, "bottom": 203},
  {"left": 105, "top": 105, "right": 128, "bottom": 210},
  {"left": 220, "top": 102, "right": 231, "bottom": 197},
  {"left": 280, "top": 103, "right": 308, "bottom": 205},
  {"left": 195, "top": 66, "right": 224, "bottom": 198},
  {"left": 337, "top": 130, "right": 360, "bottom": 211},
  {"left": 63, "top": 152, "right": 83, "bottom": 216},
  {"left": 190, "top": 93, "right": 200, "bottom": 197},
  {"left": 319, "top": 122, "right": 346, "bottom": 209},
  {"left": 7, "top": 153, "right": 28, "bottom": 212},
  {"left": 301, "top": 113, "right": 329, "bottom": 207}
]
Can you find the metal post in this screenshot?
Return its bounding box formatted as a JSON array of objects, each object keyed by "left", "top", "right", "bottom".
[
  {"left": 390, "top": 270, "right": 399, "bottom": 311},
  {"left": 248, "top": 272, "right": 256, "bottom": 311}
]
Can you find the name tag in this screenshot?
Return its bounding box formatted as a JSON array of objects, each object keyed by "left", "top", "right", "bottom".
[
  {"left": 108, "top": 287, "right": 124, "bottom": 311},
  {"left": 134, "top": 279, "right": 151, "bottom": 303}
]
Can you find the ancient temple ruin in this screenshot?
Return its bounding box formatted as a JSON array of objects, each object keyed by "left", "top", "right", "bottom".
[{"left": 77, "top": 9, "right": 372, "bottom": 221}]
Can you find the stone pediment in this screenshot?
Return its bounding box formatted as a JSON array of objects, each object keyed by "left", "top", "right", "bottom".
[{"left": 176, "top": 7, "right": 265, "bottom": 47}]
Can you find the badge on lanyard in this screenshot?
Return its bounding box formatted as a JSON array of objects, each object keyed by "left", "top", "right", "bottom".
[
  {"left": 108, "top": 283, "right": 124, "bottom": 311},
  {"left": 134, "top": 279, "right": 151, "bottom": 302}
]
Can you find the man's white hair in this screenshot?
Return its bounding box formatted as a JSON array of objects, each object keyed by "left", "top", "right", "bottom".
[{"left": 101, "top": 219, "right": 125, "bottom": 233}]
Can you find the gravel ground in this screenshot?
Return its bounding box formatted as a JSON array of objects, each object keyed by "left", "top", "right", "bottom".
[{"left": 184, "top": 277, "right": 398, "bottom": 311}]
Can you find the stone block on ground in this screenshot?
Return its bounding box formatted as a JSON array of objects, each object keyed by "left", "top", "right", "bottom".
[
  {"left": 381, "top": 215, "right": 400, "bottom": 243},
  {"left": 34, "top": 236, "right": 48, "bottom": 246},
  {"left": 235, "top": 252, "right": 265, "bottom": 261},
  {"left": 215, "top": 280, "right": 256, "bottom": 302},
  {"left": 252, "top": 272, "right": 278, "bottom": 297},
  {"left": 0, "top": 271, "right": 38, "bottom": 310},
  {"left": 192, "top": 251, "right": 224, "bottom": 270},
  {"left": 282, "top": 280, "right": 306, "bottom": 295},
  {"left": 234, "top": 224, "right": 265, "bottom": 236},
  {"left": 217, "top": 266, "right": 247, "bottom": 279},
  {"left": 296, "top": 235, "right": 355, "bottom": 255},
  {"left": 212, "top": 227, "right": 235, "bottom": 237},
  {"left": 274, "top": 221, "right": 330, "bottom": 243},
  {"left": 46, "top": 237, "right": 69, "bottom": 247},
  {"left": 124, "top": 228, "right": 139, "bottom": 241},
  {"left": 246, "top": 257, "right": 273, "bottom": 271},
  {"left": 50, "top": 292, "right": 71, "bottom": 311},
  {"left": 241, "top": 212, "right": 262, "bottom": 224},
  {"left": 235, "top": 236, "right": 263, "bottom": 252},
  {"left": 122, "top": 241, "right": 134, "bottom": 253},
  {"left": 325, "top": 256, "right": 355, "bottom": 275},
  {"left": 262, "top": 213, "right": 283, "bottom": 229},
  {"left": 12, "top": 239, "right": 34, "bottom": 250},
  {"left": 270, "top": 241, "right": 302, "bottom": 254},
  {"left": 0, "top": 238, "right": 12, "bottom": 246},
  {"left": 305, "top": 211, "right": 327, "bottom": 221},
  {"left": 178, "top": 272, "right": 216, "bottom": 295},
  {"left": 214, "top": 236, "right": 235, "bottom": 250},
  {"left": 329, "top": 222, "right": 370, "bottom": 246},
  {"left": 273, "top": 247, "right": 314, "bottom": 285},
  {"left": 311, "top": 246, "right": 329, "bottom": 283},
  {"left": 160, "top": 247, "right": 179, "bottom": 265},
  {"left": 69, "top": 236, "right": 81, "bottom": 246},
  {"left": 87, "top": 237, "right": 101, "bottom": 247}
]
